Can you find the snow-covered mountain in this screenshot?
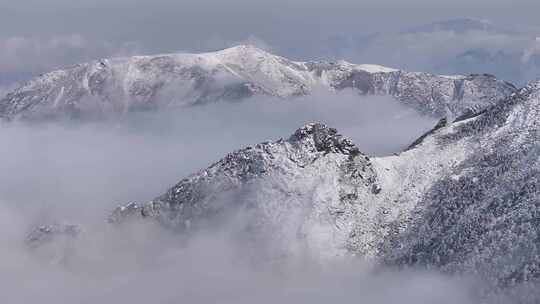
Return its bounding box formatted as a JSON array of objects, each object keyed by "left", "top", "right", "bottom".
[
  {"left": 0, "top": 45, "right": 516, "bottom": 120},
  {"left": 108, "top": 123, "right": 379, "bottom": 258},
  {"left": 12, "top": 43, "right": 538, "bottom": 301},
  {"left": 102, "top": 80, "right": 540, "bottom": 297},
  {"left": 382, "top": 81, "right": 540, "bottom": 292}
]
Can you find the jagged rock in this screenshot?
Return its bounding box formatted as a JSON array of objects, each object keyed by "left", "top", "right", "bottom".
[{"left": 111, "top": 122, "right": 379, "bottom": 256}]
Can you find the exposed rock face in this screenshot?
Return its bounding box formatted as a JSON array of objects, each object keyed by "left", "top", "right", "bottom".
[{"left": 0, "top": 45, "right": 516, "bottom": 121}]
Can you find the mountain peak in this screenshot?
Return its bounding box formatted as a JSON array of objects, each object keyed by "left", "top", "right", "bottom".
[
  {"left": 289, "top": 123, "right": 361, "bottom": 156},
  {"left": 109, "top": 122, "right": 373, "bottom": 228}
]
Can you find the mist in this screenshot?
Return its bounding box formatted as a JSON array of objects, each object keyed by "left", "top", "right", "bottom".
[
  {"left": 1, "top": 0, "right": 539, "bottom": 301},
  {"left": 0, "top": 92, "right": 505, "bottom": 304},
  {"left": 0, "top": 91, "right": 436, "bottom": 212},
  {"left": 0, "top": 199, "right": 482, "bottom": 304},
  {"left": 0, "top": 92, "right": 454, "bottom": 303}
]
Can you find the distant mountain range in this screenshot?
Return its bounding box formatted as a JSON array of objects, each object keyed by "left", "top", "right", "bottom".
[{"left": 0, "top": 45, "right": 516, "bottom": 121}]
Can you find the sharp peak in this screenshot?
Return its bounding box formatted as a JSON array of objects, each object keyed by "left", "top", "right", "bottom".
[
  {"left": 290, "top": 123, "right": 338, "bottom": 141},
  {"left": 289, "top": 123, "right": 361, "bottom": 156}
]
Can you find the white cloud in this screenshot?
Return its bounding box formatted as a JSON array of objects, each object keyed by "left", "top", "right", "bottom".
[{"left": 0, "top": 92, "right": 466, "bottom": 303}]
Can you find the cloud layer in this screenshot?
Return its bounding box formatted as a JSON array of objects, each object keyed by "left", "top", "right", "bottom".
[
  {"left": 1, "top": 68, "right": 534, "bottom": 304},
  {"left": 0, "top": 2, "right": 538, "bottom": 302},
  {"left": 0, "top": 91, "right": 470, "bottom": 303}
]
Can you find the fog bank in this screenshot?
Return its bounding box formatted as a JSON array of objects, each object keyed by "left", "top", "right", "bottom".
[{"left": 0, "top": 92, "right": 473, "bottom": 304}]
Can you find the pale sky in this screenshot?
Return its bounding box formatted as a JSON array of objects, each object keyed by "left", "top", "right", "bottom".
[
  {"left": 0, "top": 0, "right": 539, "bottom": 84},
  {"left": 1, "top": 0, "right": 539, "bottom": 54}
]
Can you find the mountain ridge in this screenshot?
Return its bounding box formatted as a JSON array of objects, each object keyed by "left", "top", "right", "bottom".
[
  {"left": 0, "top": 45, "right": 517, "bottom": 121},
  {"left": 25, "top": 80, "right": 540, "bottom": 302},
  {"left": 101, "top": 80, "right": 540, "bottom": 295}
]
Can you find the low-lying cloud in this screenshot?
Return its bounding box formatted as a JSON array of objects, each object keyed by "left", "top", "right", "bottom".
[
  {"left": 1, "top": 91, "right": 435, "bottom": 208},
  {"left": 0, "top": 92, "right": 501, "bottom": 304},
  {"left": 0, "top": 197, "right": 483, "bottom": 304}
]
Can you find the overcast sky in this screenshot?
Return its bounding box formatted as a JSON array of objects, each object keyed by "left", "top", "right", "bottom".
[
  {"left": 0, "top": 3, "right": 539, "bottom": 302},
  {"left": 0, "top": 0, "right": 539, "bottom": 85},
  {"left": 2, "top": 0, "right": 540, "bottom": 54}
]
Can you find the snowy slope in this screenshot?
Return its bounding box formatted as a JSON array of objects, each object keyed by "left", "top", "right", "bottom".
[
  {"left": 13, "top": 45, "right": 538, "bottom": 299},
  {"left": 109, "top": 123, "right": 380, "bottom": 258},
  {"left": 28, "top": 81, "right": 540, "bottom": 300},
  {"left": 380, "top": 81, "right": 540, "bottom": 292},
  {"left": 103, "top": 81, "right": 540, "bottom": 296},
  {"left": 0, "top": 45, "right": 516, "bottom": 120}
]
